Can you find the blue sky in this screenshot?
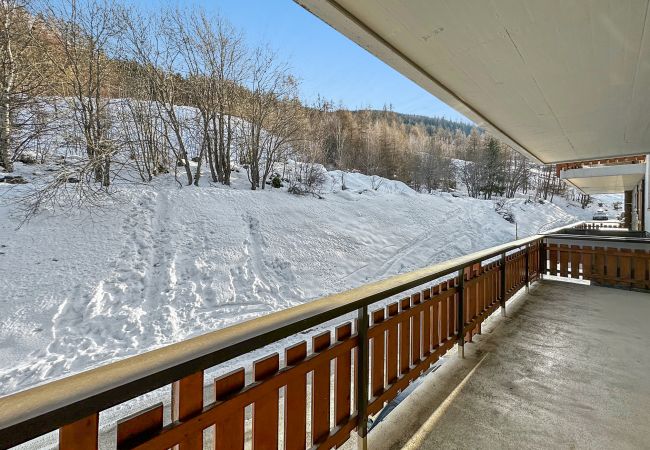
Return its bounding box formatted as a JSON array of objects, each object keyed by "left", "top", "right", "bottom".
[{"left": 180, "top": 0, "right": 470, "bottom": 122}]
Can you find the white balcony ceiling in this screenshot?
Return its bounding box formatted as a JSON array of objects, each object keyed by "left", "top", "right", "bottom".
[
  {"left": 560, "top": 163, "right": 646, "bottom": 193},
  {"left": 296, "top": 0, "right": 650, "bottom": 164}
]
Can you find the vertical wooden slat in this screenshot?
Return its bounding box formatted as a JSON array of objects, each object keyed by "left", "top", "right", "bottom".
[
  {"left": 422, "top": 288, "right": 431, "bottom": 356},
  {"left": 253, "top": 354, "right": 280, "bottom": 450},
  {"left": 634, "top": 249, "right": 647, "bottom": 289},
  {"left": 411, "top": 293, "right": 421, "bottom": 365},
  {"left": 371, "top": 309, "right": 385, "bottom": 398},
  {"left": 311, "top": 331, "right": 331, "bottom": 445},
  {"left": 335, "top": 324, "right": 352, "bottom": 428},
  {"left": 485, "top": 265, "right": 491, "bottom": 308},
  {"left": 494, "top": 263, "right": 500, "bottom": 302},
  {"left": 643, "top": 250, "right": 649, "bottom": 290},
  {"left": 475, "top": 268, "right": 482, "bottom": 323},
  {"left": 619, "top": 248, "right": 632, "bottom": 287},
  {"left": 285, "top": 342, "right": 308, "bottom": 450},
  {"left": 504, "top": 256, "right": 510, "bottom": 295},
  {"left": 549, "top": 244, "right": 558, "bottom": 276},
  {"left": 582, "top": 246, "right": 593, "bottom": 280},
  {"left": 214, "top": 369, "right": 245, "bottom": 450},
  {"left": 59, "top": 413, "right": 99, "bottom": 450},
  {"left": 489, "top": 262, "right": 499, "bottom": 304},
  {"left": 477, "top": 267, "right": 484, "bottom": 334},
  {"left": 594, "top": 247, "right": 605, "bottom": 285},
  {"left": 450, "top": 278, "right": 458, "bottom": 336},
  {"left": 172, "top": 371, "right": 204, "bottom": 450},
  {"left": 467, "top": 271, "right": 475, "bottom": 334},
  {"left": 491, "top": 263, "right": 497, "bottom": 302},
  {"left": 606, "top": 247, "right": 618, "bottom": 284},
  {"left": 644, "top": 250, "right": 650, "bottom": 289},
  {"left": 529, "top": 244, "right": 536, "bottom": 280},
  {"left": 117, "top": 404, "right": 163, "bottom": 449},
  {"left": 386, "top": 302, "right": 399, "bottom": 385},
  {"left": 431, "top": 285, "right": 440, "bottom": 349},
  {"left": 464, "top": 272, "right": 471, "bottom": 342},
  {"left": 487, "top": 264, "right": 494, "bottom": 307},
  {"left": 399, "top": 297, "right": 411, "bottom": 375},
  {"left": 477, "top": 267, "right": 480, "bottom": 314},
  {"left": 559, "top": 245, "right": 569, "bottom": 278},
  {"left": 439, "top": 285, "right": 448, "bottom": 342},
  {"left": 521, "top": 251, "right": 526, "bottom": 283},
  {"left": 570, "top": 245, "right": 581, "bottom": 279},
  {"left": 498, "top": 261, "right": 503, "bottom": 299}
]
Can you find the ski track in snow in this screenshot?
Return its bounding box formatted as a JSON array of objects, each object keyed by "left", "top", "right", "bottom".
[{"left": 0, "top": 170, "right": 609, "bottom": 402}]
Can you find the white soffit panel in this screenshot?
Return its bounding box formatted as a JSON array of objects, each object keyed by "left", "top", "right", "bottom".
[
  {"left": 560, "top": 163, "right": 646, "bottom": 179},
  {"left": 566, "top": 174, "right": 644, "bottom": 193},
  {"left": 296, "top": 0, "right": 650, "bottom": 164}
]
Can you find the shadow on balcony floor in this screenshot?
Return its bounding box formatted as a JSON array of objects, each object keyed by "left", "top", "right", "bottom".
[{"left": 361, "top": 280, "right": 650, "bottom": 450}]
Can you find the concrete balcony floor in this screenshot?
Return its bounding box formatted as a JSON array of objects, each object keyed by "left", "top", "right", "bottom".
[{"left": 365, "top": 280, "right": 650, "bottom": 450}]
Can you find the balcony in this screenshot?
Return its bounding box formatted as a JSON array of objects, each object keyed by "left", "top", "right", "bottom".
[
  {"left": 1, "top": 223, "right": 649, "bottom": 449},
  {"left": 363, "top": 279, "right": 650, "bottom": 449}
]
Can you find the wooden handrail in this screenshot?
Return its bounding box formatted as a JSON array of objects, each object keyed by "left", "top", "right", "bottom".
[{"left": 0, "top": 222, "right": 582, "bottom": 447}]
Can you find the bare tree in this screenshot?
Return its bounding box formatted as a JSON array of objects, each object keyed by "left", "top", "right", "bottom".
[
  {"left": 176, "top": 11, "right": 246, "bottom": 186},
  {"left": 42, "top": 0, "right": 124, "bottom": 187},
  {"left": 122, "top": 8, "right": 194, "bottom": 185},
  {"left": 503, "top": 150, "right": 529, "bottom": 198},
  {"left": 0, "top": 0, "right": 49, "bottom": 172},
  {"left": 238, "top": 47, "right": 297, "bottom": 190},
  {"left": 117, "top": 95, "right": 169, "bottom": 182}
]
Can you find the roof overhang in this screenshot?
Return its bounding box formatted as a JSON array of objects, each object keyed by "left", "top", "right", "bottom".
[
  {"left": 295, "top": 0, "right": 650, "bottom": 164},
  {"left": 560, "top": 163, "right": 646, "bottom": 194}
]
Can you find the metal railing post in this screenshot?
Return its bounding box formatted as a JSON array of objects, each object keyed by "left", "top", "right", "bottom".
[
  {"left": 457, "top": 268, "right": 465, "bottom": 359},
  {"left": 500, "top": 252, "right": 507, "bottom": 317},
  {"left": 356, "top": 305, "right": 369, "bottom": 450}
]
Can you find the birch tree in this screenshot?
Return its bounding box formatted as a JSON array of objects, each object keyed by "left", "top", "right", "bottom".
[{"left": 0, "top": 0, "right": 47, "bottom": 172}]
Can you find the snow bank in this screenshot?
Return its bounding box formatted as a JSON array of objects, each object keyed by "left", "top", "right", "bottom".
[{"left": 0, "top": 166, "right": 598, "bottom": 398}]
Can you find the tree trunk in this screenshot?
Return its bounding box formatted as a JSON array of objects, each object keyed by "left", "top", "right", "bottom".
[{"left": 0, "top": 91, "right": 12, "bottom": 172}]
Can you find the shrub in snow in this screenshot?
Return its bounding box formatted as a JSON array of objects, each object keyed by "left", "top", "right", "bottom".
[
  {"left": 0, "top": 175, "right": 27, "bottom": 184},
  {"left": 272, "top": 175, "right": 282, "bottom": 188},
  {"left": 17, "top": 153, "right": 37, "bottom": 165},
  {"left": 287, "top": 162, "right": 326, "bottom": 196},
  {"left": 494, "top": 198, "right": 515, "bottom": 223}
]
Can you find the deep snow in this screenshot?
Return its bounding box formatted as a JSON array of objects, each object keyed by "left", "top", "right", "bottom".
[{"left": 0, "top": 164, "right": 607, "bottom": 399}]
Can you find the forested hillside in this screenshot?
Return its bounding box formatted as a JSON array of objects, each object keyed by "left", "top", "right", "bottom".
[{"left": 0, "top": 0, "right": 589, "bottom": 219}]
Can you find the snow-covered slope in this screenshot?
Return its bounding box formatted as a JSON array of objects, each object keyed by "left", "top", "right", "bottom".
[{"left": 0, "top": 166, "right": 597, "bottom": 398}]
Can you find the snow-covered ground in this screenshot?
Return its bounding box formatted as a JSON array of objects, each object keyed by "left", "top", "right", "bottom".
[{"left": 0, "top": 164, "right": 607, "bottom": 399}]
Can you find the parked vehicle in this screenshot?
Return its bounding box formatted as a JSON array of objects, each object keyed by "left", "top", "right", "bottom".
[{"left": 593, "top": 209, "right": 609, "bottom": 221}]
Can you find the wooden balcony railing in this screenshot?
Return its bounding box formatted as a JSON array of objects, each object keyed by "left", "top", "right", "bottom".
[
  {"left": 555, "top": 155, "right": 646, "bottom": 176},
  {"left": 575, "top": 222, "right": 625, "bottom": 230},
  {"left": 9, "top": 222, "right": 647, "bottom": 450},
  {"left": 545, "top": 235, "right": 650, "bottom": 289}
]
